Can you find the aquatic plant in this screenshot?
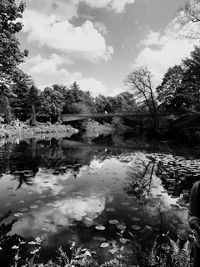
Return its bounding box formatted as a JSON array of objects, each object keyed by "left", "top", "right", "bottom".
[{"left": 147, "top": 231, "right": 194, "bottom": 267}]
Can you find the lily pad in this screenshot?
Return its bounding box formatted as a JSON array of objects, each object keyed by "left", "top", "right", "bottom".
[
  {"left": 106, "top": 207, "right": 115, "bottom": 212},
  {"left": 95, "top": 225, "right": 105, "bottom": 231},
  {"left": 30, "top": 205, "right": 38, "bottom": 209},
  {"left": 108, "top": 220, "right": 119, "bottom": 225},
  {"left": 14, "top": 213, "right": 23, "bottom": 217},
  {"left": 131, "top": 225, "right": 141, "bottom": 230},
  {"left": 131, "top": 217, "right": 141, "bottom": 222},
  {"left": 100, "top": 242, "right": 109, "bottom": 248}
]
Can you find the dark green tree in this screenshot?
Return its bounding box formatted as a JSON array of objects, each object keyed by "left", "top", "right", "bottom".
[
  {"left": 157, "top": 46, "right": 200, "bottom": 113},
  {"left": 40, "top": 87, "right": 64, "bottom": 122},
  {"left": 182, "top": 46, "right": 200, "bottom": 111},
  {"left": 95, "top": 95, "right": 112, "bottom": 113},
  {"left": 63, "top": 82, "right": 95, "bottom": 114},
  {"left": 0, "top": 0, "right": 28, "bottom": 123},
  {"left": 10, "top": 75, "right": 33, "bottom": 121},
  {"left": 156, "top": 65, "right": 186, "bottom": 112}
]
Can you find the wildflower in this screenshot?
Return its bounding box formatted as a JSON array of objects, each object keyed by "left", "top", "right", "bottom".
[
  {"left": 12, "top": 245, "right": 19, "bottom": 249},
  {"left": 35, "top": 237, "right": 43, "bottom": 244},
  {"left": 30, "top": 248, "right": 40, "bottom": 254},
  {"left": 83, "top": 250, "right": 92, "bottom": 257},
  {"left": 28, "top": 241, "right": 37, "bottom": 245},
  {"left": 15, "top": 255, "right": 21, "bottom": 260}
]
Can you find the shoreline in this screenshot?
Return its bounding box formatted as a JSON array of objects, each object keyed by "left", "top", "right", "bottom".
[{"left": 0, "top": 122, "right": 78, "bottom": 144}]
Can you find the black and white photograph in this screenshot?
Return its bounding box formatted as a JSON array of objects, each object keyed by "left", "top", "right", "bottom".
[{"left": 0, "top": 0, "right": 200, "bottom": 266}]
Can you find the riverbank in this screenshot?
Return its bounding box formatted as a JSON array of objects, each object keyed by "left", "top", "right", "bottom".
[{"left": 0, "top": 121, "right": 78, "bottom": 141}]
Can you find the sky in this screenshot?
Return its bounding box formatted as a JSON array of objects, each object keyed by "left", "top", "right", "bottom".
[{"left": 17, "top": 0, "right": 200, "bottom": 97}]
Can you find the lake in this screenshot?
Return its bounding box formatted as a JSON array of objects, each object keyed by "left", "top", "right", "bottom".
[{"left": 0, "top": 133, "right": 200, "bottom": 266}]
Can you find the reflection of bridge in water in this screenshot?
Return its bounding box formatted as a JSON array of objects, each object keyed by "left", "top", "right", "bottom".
[
  {"left": 61, "top": 139, "right": 164, "bottom": 152},
  {"left": 61, "top": 112, "right": 172, "bottom": 123}
]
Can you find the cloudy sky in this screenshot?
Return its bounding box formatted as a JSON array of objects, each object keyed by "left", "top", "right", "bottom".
[{"left": 17, "top": 0, "right": 200, "bottom": 96}]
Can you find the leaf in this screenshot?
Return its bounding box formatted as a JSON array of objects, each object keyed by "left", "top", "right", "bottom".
[
  {"left": 29, "top": 205, "right": 38, "bottom": 209},
  {"left": 131, "top": 225, "right": 141, "bottom": 230},
  {"left": 14, "top": 213, "right": 23, "bottom": 217},
  {"left": 106, "top": 207, "right": 115, "bottom": 212},
  {"left": 95, "top": 225, "right": 105, "bottom": 231},
  {"left": 119, "top": 238, "right": 130, "bottom": 244},
  {"left": 117, "top": 224, "right": 126, "bottom": 230},
  {"left": 100, "top": 243, "right": 109, "bottom": 248},
  {"left": 131, "top": 217, "right": 141, "bottom": 222},
  {"left": 108, "top": 220, "right": 119, "bottom": 225}
]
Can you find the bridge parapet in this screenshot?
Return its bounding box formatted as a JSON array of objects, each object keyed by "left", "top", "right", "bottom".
[{"left": 61, "top": 112, "right": 172, "bottom": 123}]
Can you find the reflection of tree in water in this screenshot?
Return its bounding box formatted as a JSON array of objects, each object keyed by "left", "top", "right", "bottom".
[
  {"left": 12, "top": 171, "right": 34, "bottom": 190},
  {"left": 0, "top": 136, "right": 160, "bottom": 189},
  {"left": 8, "top": 139, "right": 40, "bottom": 189},
  {"left": 0, "top": 143, "right": 14, "bottom": 178},
  {"left": 124, "top": 158, "right": 155, "bottom": 201},
  {"left": 0, "top": 138, "right": 124, "bottom": 187}
]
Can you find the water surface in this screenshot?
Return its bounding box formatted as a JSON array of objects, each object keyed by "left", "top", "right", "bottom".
[{"left": 0, "top": 134, "right": 199, "bottom": 264}]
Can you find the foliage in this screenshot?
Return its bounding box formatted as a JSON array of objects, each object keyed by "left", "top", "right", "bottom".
[
  {"left": 157, "top": 46, "right": 200, "bottom": 113},
  {"left": 40, "top": 87, "right": 64, "bottom": 122},
  {"left": 147, "top": 232, "right": 194, "bottom": 267},
  {"left": 182, "top": 46, "right": 200, "bottom": 111},
  {"left": 181, "top": 0, "right": 200, "bottom": 23},
  {"left": 62, "top": 82, "right": 95, "bottom": 114},
  {"left": 124, "top": 67, "right": 158, "bottom": 128},
  {"left": 156, "top": 65, "right": 185, "bottom": 112},
  {"left": 0, "top": 0, "right": 28, "bottom": 122},
  {"left": 10, "top": 75, "right": 33, "bottom": 121}
]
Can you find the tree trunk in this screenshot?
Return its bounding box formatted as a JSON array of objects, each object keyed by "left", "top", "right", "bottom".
[
  {"left": 4, "top": 97, "right": 12, "bottom": 124},
  {"left": 30, "top": 104, "right": 36, "bottom": 126}
]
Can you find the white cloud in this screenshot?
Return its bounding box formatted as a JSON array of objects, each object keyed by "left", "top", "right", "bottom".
[
  {"left": 78, "top": 78, "right": 108, "bottom": 96},
  {"left": 82, "top": 0, "right": 135, "bottom": 13},
  {"left": 23, "top": 54, "right": 109, "bottom": 96},
  {"left": 133, "top": 17, "right": 200, "bottom": 86},
  {"left": 23, "top": 0, "right": 135, "bottom": 18},
  {"left": 22, "top": 0, "right": 79, "bottom": 20},
  {"left": 94, "top": 22, "right": 108, "bottom": 35},
  {"left": 13, "top": 196, "right": 106, "bottom": 236},
  {"left": 23, "top": 10, "right": 113, "bottom": 63},
  {"left": 28, "top": 54, "right": 72, "bottom": 74}
]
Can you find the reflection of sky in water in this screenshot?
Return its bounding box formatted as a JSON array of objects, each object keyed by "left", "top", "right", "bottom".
[
  {"left": 0, "top": 147, "right": 192, "bottom": 261},
  {"left": 13, "top": 196, "right": 106, "bottom": 237}
]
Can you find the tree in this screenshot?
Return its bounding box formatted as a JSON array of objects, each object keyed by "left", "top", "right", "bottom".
[
  {"left": 40, "top": 87, "right": 64, "bottom": 122},
  {"left": 156, "top": 65, "right": 186, "bottom": 111},
  {"left": 95, "top": 95, "right": 112, "bottom": 113},
  {"left": 157, "top": 46, "right": 200, "bottom": 113},
  {"left": 63, "top": 82, "right": 95, "bottom": 114},
  {"left": 10, "top": 75, "right": 33, "bottom": 121},
  {"left": 0, "top": 0, "right": 28, "bottom": 123},
  {"left": 182, "top": 0, "right": 200, "bottom": 23},
  {"left": 26, "top": 85, "right": 40, "bottom": 126},
  {"left": 2, "top": 96, "right": 11, "bottom": 123},
  {"left": 182, "top": 46, "right": 200, "bottom": 111},
  {"left": 0, "top": 0, "right": 28, "bottom": 79},
  {"left": 178, "top": 0, "right": 200, "bottom": 39},
  {"left": 124, "top": 67, "right": 158, "bottom": 128}
]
